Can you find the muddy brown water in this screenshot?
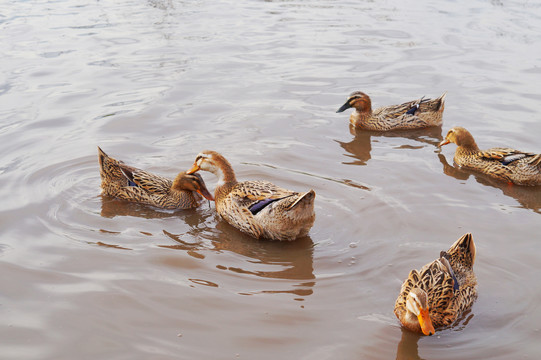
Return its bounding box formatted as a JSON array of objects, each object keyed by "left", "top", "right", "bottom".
[{"left": 1, "top": 0, "right": 541, "bottom": 359}]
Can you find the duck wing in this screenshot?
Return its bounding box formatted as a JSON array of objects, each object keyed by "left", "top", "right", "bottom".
[
  {"left": 230, "top": 180, "right": 296, "bottom": 203},
  {"left": 119, "top": 165, "right": 172, "bottom": 195},
  {"left": 418, "top": 260, "right": 457, "bottom": 327},
  {"left": 479, "top": 147, "right": 536, "bottom": 165},
  {"left": 395, "top": 260, "right": 456, "bottom": 328},
  {"left": 374, "top": 97, "right": 428, "bottom": 119}
]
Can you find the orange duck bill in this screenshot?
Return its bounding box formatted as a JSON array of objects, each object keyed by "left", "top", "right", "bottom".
[
  {"left": 186, "top": 164, "right": 200, "bottom": 175},
  {"left": 417, "top": 307, "right": 435, "bottom": 336},
  {"left": 438, "top": 139, "right": 450, "bottom": 147}
]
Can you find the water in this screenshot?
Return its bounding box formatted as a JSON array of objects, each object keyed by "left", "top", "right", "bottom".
[{"left": 1, "top": 0, "right": 541, "bottom": 358}]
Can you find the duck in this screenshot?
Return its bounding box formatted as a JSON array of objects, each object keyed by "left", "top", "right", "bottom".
[
  {"left": 186, "top": 150, "right": 316, "bottom": 241},
  {"left": 336, "top": 91, "right": 446, "bottom": 131},
  {"left": 439, "top": 127, "right": 541, "bottom": 186},
  {"left": 394, "top": 233, "right": 477, "bottom": 336},
  {"left": 98, "top": 147, "right": 213, "bottom": 209}
]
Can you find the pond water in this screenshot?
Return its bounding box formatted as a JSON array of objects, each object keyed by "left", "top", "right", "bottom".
[{"left": 1, "top": 0, "right": 541, "bottom": 359}]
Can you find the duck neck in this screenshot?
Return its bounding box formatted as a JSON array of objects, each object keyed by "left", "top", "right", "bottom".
[
  {"left": 211, "top": 160, "right": 237, "bottom": 201},
  {"left": 350, "top": 110, "right": 372, "bottom": 127},
  {"left": 456, "top": 137, "right": 480, "bottom": 155}
]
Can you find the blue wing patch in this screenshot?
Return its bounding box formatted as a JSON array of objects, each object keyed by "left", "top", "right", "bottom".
[
  {"left": 406, "top": 104, "right": 419, "bottom": 115},
  {"left": 406, "top": 96, "right": 427, "bottom": 115},
  {"left": 501, "top": 154, "right": 526, "bottom": 166},
  {"left": 249, "top": 198, "right": 280, "bottom": 215}
]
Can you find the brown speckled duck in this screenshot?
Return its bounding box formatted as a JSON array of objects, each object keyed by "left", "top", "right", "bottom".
[
  {"left": 336, "top": 91, "right": 446, "bottom": 130},
  {"left": 98, "top": 147, "right": 213, "bottom": 209},
  {"left": 187, "top": 150, "right": 316, "bottom": 241},
  {"left": 395, "top": 233, "right": 477, "bottom": 336},
  {"left": 439, "top": 127, "right": 541, "bottom": 186}
]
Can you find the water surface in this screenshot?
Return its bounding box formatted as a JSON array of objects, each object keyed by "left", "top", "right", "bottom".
[{"left": 1, "top": 0, "right": 541, "bottom": 359}]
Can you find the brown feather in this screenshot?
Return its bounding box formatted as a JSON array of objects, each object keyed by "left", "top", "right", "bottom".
[
  {"left": 97, "top": 147, "right": 209, "bottom": 209},
  {"left": 394, "top": 233, "right": 477, "bottom": 334},
  {"left": 338, "top": 91, "right": 446, "bottom": 131},
  {"left": 440, "top": 127, "right": 541, "bottom": 185},
  {"left": 189, "top": 150, "right": 316, "bottom": 241}
]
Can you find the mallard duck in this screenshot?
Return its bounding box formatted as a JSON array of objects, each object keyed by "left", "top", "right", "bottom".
[
  {"left": 186, "top": 150, "right": 316, "bottom": 241},
  {"left": 439, "top": 127, "right": 541, "bottom": 186},
  {"left": 98, "top": 147, "right": 213, "bottom": 209},
  {"left": 394, "top": 233, "right": 477, "bottom": 336},
  {"left": 336, "top": 91, "right": 446, "bottom": 130}
]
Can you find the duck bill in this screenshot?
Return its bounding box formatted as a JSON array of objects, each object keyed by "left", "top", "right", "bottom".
[
  {"left": 417, "top": 308, "right": 435, "bottom": 336},
  {"left": 197, "top": 185, "right": 214, "bottom": 201},
  {"left": 438, "top": 139, "right": 450, "bottom": 147},
  {"left": 186, "top": 164, "right": 200, "bottom": 175},
  {"left": 336, "top": 101, "right": 352, "bottom": 113}
]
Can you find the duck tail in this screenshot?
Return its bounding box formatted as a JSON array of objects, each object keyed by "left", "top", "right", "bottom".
[
  {"left": 447, "top": 233, "right": 476, "bottom": 269},
  {"left": 436, "top": 92, "right": 447, "bottom": 111},
  {"left": 97, "top": 146, "right": 109, "bottom": 173},
  {"left": 529, "top": 153, "right": 541, "bottom": 168},
  {"left": 97, "top": 146, "right": 128, "bottom": 183},
  {"left": 287, "top": 189, "right": 316, "bottom": 211}
]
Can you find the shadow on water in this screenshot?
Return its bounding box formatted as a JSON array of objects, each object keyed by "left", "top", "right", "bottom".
[
  {"left": 336, "top": 126, "right": 443, "bottom": 165},
  {"left": 395, "top": 328, "right": 425, "bottom": 360},
  {"left": 161, "top": 220, "right": 316, "bottom": 298},
  {"left": 438, "top": 154, "right": 541, "bottom": 214}
]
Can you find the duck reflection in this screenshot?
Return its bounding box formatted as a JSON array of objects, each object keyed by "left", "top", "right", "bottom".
[
  {"left": 99, "top": 195, "right": 212, "bottom": 225},
  {"left": 336, "top": 125, "right": 443, "bottom": 165},
  {"left": 100, "top": 193, "right": 315, "bottom": 298},
  {"left": 438, "top": 154, "right": 541, "bottom": 214},
  {"left": 97, "top": 195, "right": 214, "bottom": 249},
  {"left": 395, "top": 328, "right": 425, "bottom": 360},
  {"left": 161, "top": 219, "right": 315, "bottom": 299}
]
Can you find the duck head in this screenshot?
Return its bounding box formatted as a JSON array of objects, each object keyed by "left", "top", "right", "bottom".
[
  {"left": 405, "top": 287, "right": 435, "bottom": 336},
  {"left": 439, "top": 127, "right": 478, "bottom": 149},
  {"left": 336, "top": 91, "right": 372, "bottom": 114},
  {"left": 173, "top": 172, "right": 214, "bottom": 201},
  {"left": 187, "top": 150, "right": 237, "bottom": 185}
]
